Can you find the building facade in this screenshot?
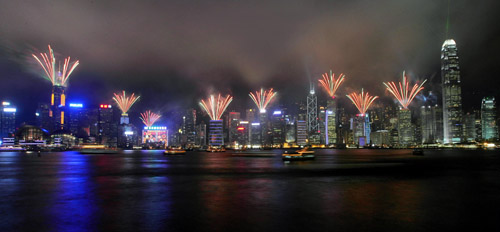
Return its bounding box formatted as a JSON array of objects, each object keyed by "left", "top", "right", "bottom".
[
  {"left": 481, "top": 97, "right": 498, "bottom": 141},
  {"left": 441, "top": 39, "right": 463, "bottom": 143}
]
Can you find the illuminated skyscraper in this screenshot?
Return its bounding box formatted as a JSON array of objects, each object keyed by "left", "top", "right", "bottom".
[
  {"left": 49, "top": 85, "right": 67, "bottom": 131},
  {"left": 421, "top": 105, "right": 444, "bottom": 144},
  {"left": 325, "top": 99, "right": 338, "bottom": 145},
  {"left": 260, "top": 110, "right": 272, "bottom": 147},
  {"left": 398, "top": 109, "right": 413, "bottom": 146},
  {"left": 352, "top": 114, "right": 370, "bottom": 146},
  {"left": 271, "top": 110, "right": 285, "bottom": 147},
  {"left": 182, "top": 109, "right": 196, "bottom": 147},
  {"left": 0, "top": 101, "right": 16, "bottom": 138},
  {"left": 228, "top": 111, "right": 241, "bottom": 146},
  {"left": 209, "top": 120, "right": 223, "bottom": 146},
  {"left": 441, "top": 39, "right": 463, "bottom": 143},
  {"left": 481, "top": 97, "right": 498, "bottom": 141},
  {"left": 296, "top": 120, "right": 307, "bottom": 146},
  {"left": 98, "top": 104, "right": 117, "bottom": 147},
  {"left": 307, "top": 86, "right": 320, "bottom": 144},
  {"left": 195, "top": 121, "right": 207, "bottom": 146}
]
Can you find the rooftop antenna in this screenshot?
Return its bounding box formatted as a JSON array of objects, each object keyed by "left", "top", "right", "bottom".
[{"left": 445, "top": 0, "right": 450, "bottom": 39}]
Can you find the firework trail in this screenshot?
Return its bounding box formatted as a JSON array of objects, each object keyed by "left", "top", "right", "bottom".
[
  {"left": 112, "top": 91, "right": 140, "bottom": 115},
  {"left": 140, "top": 110, "right": 161, "bottom": 127},
  {"left": 32, "top": 45, "right": 79, "bottom": 87},
  {"left": 249, "top": 88, "right": 277, "bottom": 113},
  {"left": 319, "top": 70, "right": 345, "bottom": 98},
  {"left": 383, "top": 71, "right": 427, "bottom": 109},
  {"left": 346, "top": 89, "right": 378, "bottom": 115},
  {"left": 199, "top": 94, "right": 233, "bottom": 120}
]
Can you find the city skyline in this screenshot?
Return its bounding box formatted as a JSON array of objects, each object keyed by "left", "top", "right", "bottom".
[{"left": 1, "top": 0, "right": 500, "bottom": 125}]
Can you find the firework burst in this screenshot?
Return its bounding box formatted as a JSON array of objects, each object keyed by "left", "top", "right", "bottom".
[
  {"left": 140, "top": 110, "right": 161, "bottom": 127},
  {"left": 112, "top": 91, "right": 140, "bottom": 115},
  {"left": 32, "top": 45, "right": 79, "bottom": 87},
  {"left": 346, "top": 89, "right": 378, "bottom": 115},
  {"left": 383, "top": 71, "right": 427, "bottom": 109},
  {"left": 199, "top": 94, "right": 233, "bottom": 120},
  {"left": 249, "top": 88, "right": 277, "bottom": 113},
  {"left": 318, "top": 70, "right": 345, "bottom": 98}
]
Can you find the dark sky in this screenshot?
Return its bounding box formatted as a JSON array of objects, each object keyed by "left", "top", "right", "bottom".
[{"left": 1, "top": 0, "right": 499, "bottom": 125}]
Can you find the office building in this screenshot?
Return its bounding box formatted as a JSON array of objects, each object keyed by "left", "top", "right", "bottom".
[
  {"left": 441, "top": 39, "right": 463, "bottom": 143},
  {"left": 481, "top": 97, "right": 498, "bottom": 141},
  {"left": 0, "top": 101, "right": 16, "bottom": 138},
  {"left": 398, "top": 109, "right": 413, "bottom": 146}
]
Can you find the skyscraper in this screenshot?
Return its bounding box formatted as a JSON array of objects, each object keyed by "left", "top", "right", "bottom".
[
  {"left": 50, "top": 85, "right": 67, "bottom": 131},
  {"left": 352, "top": 114, "right": 370, "bottom": 147},
  {"left": 325, "top": 99, "right": 338, "bottom": 145},
  {"left": 98, "top": 104, "right": 117, "bottom": 147},
  {"left": 296, "top": 120, "right": 307, "bottom": 146},
  {"left": 481, "top": 97, "right": 498, "bottom": 141},
  {"left": 182, "top": 109, "right": 196, "bottom": 147},
  {"left": 0, "top": 101, "right": 16, "bottom": 138},
  {"left": 398, "top": 109, "right": 413, "bottom": 146},
  {"left": 271, "top": 110, "right": 285, "bottom": 147},
  {"left": 307, "top": 87, "right": 320, "bottom": 144},
  {"left": 209, "top": 120, "right": 223, "bottom": 146},
  {"left": 228, "top": 111, "right": 241, "bottom": 147},
  {"left": 420, "top": 105, "right": 444, "bottom": 144},
  {"left": 441, "top": 39, "right": 463, "bottom": 143}
]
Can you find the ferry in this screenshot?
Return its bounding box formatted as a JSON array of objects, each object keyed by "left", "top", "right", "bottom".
[
  {"left": 282, "top": 147, "right": 315, "bottom": 161},
  {"left": 164, "top": 147, "right": 186, "bottom": 155},
  {"left": 76, "top": 144, "right": 120, "bottom": 154},
  {"left": 207, "top": 146, "right": 226, "bottom": 152},
  {"left": 0, "top": 146, "right": 26, "bottom": 152}
]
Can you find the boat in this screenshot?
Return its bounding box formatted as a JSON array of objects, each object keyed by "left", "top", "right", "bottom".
[
  {"left": 207, "top": 146, "right": 226, "bottom": 152},
  {"left": 77, "top": 144, "right": 120, "bottom": 154},
  {"left": 0, "top": 146, "right": 26, "bottom": 152},
  {"left": 164, "top": 147, "right": 186, "bottom": 155},
  {"left": 412, "top": 148, "right": 424, "bottom": 156},
  {"left": 282, "top": 148, "right": 315, "bottom": 161}
]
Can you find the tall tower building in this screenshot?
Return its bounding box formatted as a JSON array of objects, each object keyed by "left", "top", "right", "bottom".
[
  {"left": 259, "top": 110, "right": 272, "bottom": 147},
  {"left": 420, "top": 105, "right": 444, "bottom": 144},
  {"left": 441, "top": 39, "right": 463, "bottom": 143},
  {"left": 228, "top": 111, "right": 241, "bottom": 147},
  {"left": 271, "top": 110, "right": 285, "bottom": 147},
  {"left": 325, "top": 99, "right": 338, "bottom": 145},
  {"left": 209, "top": 120, "right": 223, "bottom": 146},
  {"left": 397, "top": 109, "right": 414, "bottom": 146},
  {"left": 50, "top": 85, "right": 67, "bottom": 131},
  {"left": 352, "top": 114, "right": 370, "bottom": 147},
  {"left": 98, "top": 104, "right": 117, "bottom": 147},
  {"left": 307, "top": 86, "right": 320, "bottom": 144},
  {"left": 481, "top": 97, "right": 498, "bottom": 141},
  {"left": 0, "top": 101, "right": 16, "bottom": 138},
  {"left": 182, "top": 109, "right": 196, "bottom": 147}
]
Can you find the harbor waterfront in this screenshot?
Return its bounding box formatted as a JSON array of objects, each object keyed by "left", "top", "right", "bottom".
[{"left": 1, "top": 149, "right": 499, "bottom": 231}]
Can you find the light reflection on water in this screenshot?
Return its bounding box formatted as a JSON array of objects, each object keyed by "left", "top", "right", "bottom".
[{"left": 0, "top": 149, "right": 498, "bottom": 231}]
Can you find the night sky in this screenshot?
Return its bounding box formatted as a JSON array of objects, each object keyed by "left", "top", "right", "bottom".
[{"left": 1, "top": 0, "right": 499, "bottom": 126}]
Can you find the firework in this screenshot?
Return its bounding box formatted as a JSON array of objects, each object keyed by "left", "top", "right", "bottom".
[
  {"left": 112, "top": 91, "right": 140, "bottom": 115},
  {"left": 346, "top": 89, "right": 378, "bottom": 115},
  {"left": 32, "top": 45, "right": 80, "bottom": 87},
  {"left": 383, "top": 71, "right": 427, "bottom": 109},
  {"left": 249, "top": 88, "right": 277, "bottom": 113},
  {"left": 140, "top": 110, "right": 161, "bottom": 127},
  {"left": 318, "top": 70, "right": 345, "bottom": 98},
  {"left": 199, "top": 94, "right": 233, "bottom": 120}
]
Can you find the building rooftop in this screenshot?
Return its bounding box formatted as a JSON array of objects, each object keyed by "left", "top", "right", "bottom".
[{"left": 442, "top": 39, "right": 456, "bottom": 48}]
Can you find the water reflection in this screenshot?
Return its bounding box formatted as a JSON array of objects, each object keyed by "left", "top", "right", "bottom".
[
  {"left": 49, "top": 152, "right": 98, "bottom": 232},
  {"left": 0, "top": 149, "right": 497, "bottom": 231}
]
